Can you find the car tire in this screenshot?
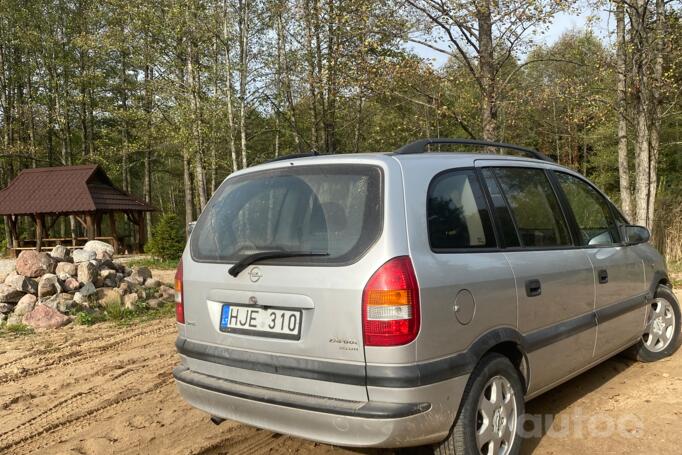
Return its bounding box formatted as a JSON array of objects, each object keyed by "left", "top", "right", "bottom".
[
  {"left": 433, "top": 353, "right": 524, "bottom": 455},
  {"left": 630, "top": 285, "right": 681, "bottom": 363}
]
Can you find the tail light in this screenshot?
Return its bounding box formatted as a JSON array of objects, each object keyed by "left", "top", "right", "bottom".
[
  {"left": 362, "top": 256, "right": 420, "bottom": 346},
  {"left": 175, "top": 260, "right": 185, "bottom": 324}
]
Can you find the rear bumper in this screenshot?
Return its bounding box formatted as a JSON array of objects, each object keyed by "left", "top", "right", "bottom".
[{"left": 174, "top": 366, "right": 458, "bottom": 448}]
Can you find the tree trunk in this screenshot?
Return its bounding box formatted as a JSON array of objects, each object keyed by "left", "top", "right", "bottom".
[
  {"left": 223, "top": 0, "right": 239, "bottom": 173},
  {"left": 647, "top": 0, "right": 665, "bottom": 229},
  {"left": 615, "top": 1, "right": 633, "bottom": 220},
  {"left": 303, "top": 0, "right": 320, "bottom": 150},
  {"left": 187, "top": 38, "right": 207, "bottom": 210},
  {"left": 143, "top": 60, "right": 153, "bottom": 239},
  {"left": 631, "top": 0, "right": 651, "bottom": 227},
  {"left": 324, "top": 0, "right": 337, "bottom": 154},
  {"left": 238, "top": 0, "right": 249, "bottom": 168},
  {"left": 353, "top": 96, "right": 364, "bottom": 153},
  {"left": 120, "top": 52, "right": 130, "bottom": 192},
  {"left": 276, "top": 5, "right": 301, "bottom": 151},
  {"left": 477, "top": 1, "right": 497, "bottom": 141},
  {"left": 183, "top": 149, "right": 194, "bottom": 237},
  {"left": 26, "top": 67, "right": 37, "bottom": 167}
]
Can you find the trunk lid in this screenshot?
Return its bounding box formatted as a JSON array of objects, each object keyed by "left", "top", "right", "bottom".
[{"left": 180, "top": 160, "right": 395, "bottom": 401}]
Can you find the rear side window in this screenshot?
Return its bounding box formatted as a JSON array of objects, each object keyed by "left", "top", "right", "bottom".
[
  {"left": 427, "top": 170, "right": 496, "bottom": 250},
  {"left": 554, "top": 172, "right": 619, "bottom": 246},
  {"left": 481, "top": 168, "right": 520, "bottom": 248},
  {"left": 191, "top": 165, "right": 382, "bottom": 264},
  {"left": 493, "top": 167, "right": 572, "bottom": 248}
]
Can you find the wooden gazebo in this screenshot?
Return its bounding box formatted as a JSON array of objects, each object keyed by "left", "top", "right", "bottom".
[{"left": 0, "top": 165, "right": 154, "bottom": 255}]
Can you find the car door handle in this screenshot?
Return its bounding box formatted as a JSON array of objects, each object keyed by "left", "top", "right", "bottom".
[
  {"left": 598, "top": 269, "right": 608, "bottom": 284},
  {"left": 525, "top": 279, "right": 542, "bottom": 297}
]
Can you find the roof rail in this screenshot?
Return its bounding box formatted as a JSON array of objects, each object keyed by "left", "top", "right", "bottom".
[
  {"left": 265, "top": 151, "right": 322, "bottom": 163},
  {"left": 394, "top": 138, "right": 553, "bottom": 162}
]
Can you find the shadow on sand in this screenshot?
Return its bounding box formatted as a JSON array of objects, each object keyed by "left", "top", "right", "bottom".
[{"left": 345, "top": 354, "right": 637, "bottom": 455}]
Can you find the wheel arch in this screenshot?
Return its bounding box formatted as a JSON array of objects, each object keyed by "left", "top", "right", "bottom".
[
  {"left": 466, "top": 328, "right": 530, "bottom": 393},
  {"left": 650, "top": 270, "right": 672, "bottom": 297}
]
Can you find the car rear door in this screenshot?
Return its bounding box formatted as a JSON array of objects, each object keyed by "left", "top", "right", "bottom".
[
  {"left": 551, "top": 170, "right": 647, "bottom": 358},
  {"left": 476, "top": 161, "right": 597, "bottom": 395}
]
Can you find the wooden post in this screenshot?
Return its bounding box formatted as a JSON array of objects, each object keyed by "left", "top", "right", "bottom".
[
  {"left": 4, "top": 216, "right": 13, "bottom": 251},
  {"left": 85, "top": 214, "right": 95, "bottom": 241},
  {"left": 136, "top": 212, "right": 146, "bottom": 253},
  {"left": 95, "top": 213, "right": 102, "bottom": 237},
  {"left": 109, "top": 212, "right": 119, "bottom": 253},
  {"left": 35, "top": 214, "right": 44, "bottom": 251},
  {"left": 10, "top": 216, "right": 19, "bottom": 254},
  {"left": 70, "top": 214, "right": 77, "bottom": 247}
]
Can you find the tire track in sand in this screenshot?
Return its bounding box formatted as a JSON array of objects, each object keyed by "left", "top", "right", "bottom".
[
  {"left": 0, "top": 373, "right": 174, "bottom": 453},
  {"left": 0, "top": 323, "right": 174, "bottom": 385}
]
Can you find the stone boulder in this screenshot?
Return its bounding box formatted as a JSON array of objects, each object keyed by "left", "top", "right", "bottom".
[
  {"left": 99, "top": 251, "right": 113, "bottom": 261},
  {"left": 38, "top": 274, "right": 61, "bottom": 298},
  {"left": 62, "top": 277, "right": 81, "bottom": 292},
  {"left": 77, "top": 261, "right": 98, "bottom": 284},
  {"left": 144, "top": 278, "right": 161, "bottom": 289},
  {"left": 23, "top": 304, "right": 70, "bottom": 329},
  {"left": 16, "top": 250, "right": 55, "bottom": 278},
  {"left": 147, "top": 298, "right": 164, "bottom": 309},
  {"left": 79, "top": 281, "right": 97, "bottom": 297},
  {"left": 14, "top": 294, "right": 37, "bottom": 317},
  {"left": 50, "top": 245, "right": 69, "bottom": 261},
  {"left": 119, "top": 278, "right": 138, "bottom": 293},
  {"left": 0, "top": 284, "right": 25, "bottom": 303},
  {"left": 129, "top": 267, "right": 152, "bottom": 285},
  {"left": 96, "top": 287, "right": 122, "bottom": 306},
  {"left": 57, "top": 296, "right": 76, "bottom": 313},
  {"left": 0, "top": 303, "right": 15, "bottom": 313},
  {"left": 83, "top": 240, "right": 115, "bottom": 259},
  {"left": 123, "top": 293, "right": 139, "bottom": 310},
  {"left": 158, "top": 285, "right": 175, "bottom": 301},
  {"left": 41, "top": 293, "right": 75, "bottom": 313},
  {"left": 5, "top": 272, "right": 38, "bottom": 295},
  {"left": 73, "top": 292, "right": 87, "bottom": 305},
  {"left": 55, "top": 262, "right": 77, "bottom": 278},
  {"left": 72, "top": 249, "right": 96, "bottom": 263}
]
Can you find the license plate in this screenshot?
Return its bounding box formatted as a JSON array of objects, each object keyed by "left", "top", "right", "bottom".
[{"left": 219, "top": 305, "right": 302, "bottom": 340}]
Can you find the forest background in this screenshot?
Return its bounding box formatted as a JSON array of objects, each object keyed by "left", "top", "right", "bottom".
[{"left": 0, "top": 0, "right": 680, "bottom": 262}]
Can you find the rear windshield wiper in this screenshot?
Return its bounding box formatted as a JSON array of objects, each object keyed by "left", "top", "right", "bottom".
[{"left": 228, "top": 250, "right": 329, "bottom": 277}]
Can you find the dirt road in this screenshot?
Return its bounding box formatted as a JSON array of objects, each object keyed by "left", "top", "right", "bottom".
[{"left": 1, "top": 299, "right": 681, "bottom": 455}]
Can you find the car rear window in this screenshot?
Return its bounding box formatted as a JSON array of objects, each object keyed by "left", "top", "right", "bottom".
[{"left": 190, "top": 164, "right": 383, "bottom": 265}]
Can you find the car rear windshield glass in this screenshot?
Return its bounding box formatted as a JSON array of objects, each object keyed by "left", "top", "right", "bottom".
[{"left": 190, "top": 164, "right": 383, "bottom": 264}]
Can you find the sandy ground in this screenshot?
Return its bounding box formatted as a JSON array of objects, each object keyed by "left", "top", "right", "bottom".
[{"left": 0, "top": 292, "right": 680, "bottom": 455}]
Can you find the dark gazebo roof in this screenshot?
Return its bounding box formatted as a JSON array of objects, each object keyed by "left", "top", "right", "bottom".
[{"left": 0, "top": 165, "right": 154, "bottom": 216}]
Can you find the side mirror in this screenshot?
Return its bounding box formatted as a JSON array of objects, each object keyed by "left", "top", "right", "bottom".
[
  {"left": 188, "top": 221, "right": 197, "bottom": 235},
  {"left": 623, "top": 225, "right": 650, "bottom": 245}
]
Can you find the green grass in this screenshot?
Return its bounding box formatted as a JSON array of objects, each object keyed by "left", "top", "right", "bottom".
[
  {"left": 74, "top": 300, "right": 175, "bottom": 327},
  {"left": 74, "top": 310, "right": 108, "bottom": 326},
  {"left": 113, "top": 303, "right": 175, "bottom": 326},
  {"left": 125, "top": 257, "right": 179, "bottom": 270},
  {"left": 0, "top": 323, "right": 34, "bottom": 337}
]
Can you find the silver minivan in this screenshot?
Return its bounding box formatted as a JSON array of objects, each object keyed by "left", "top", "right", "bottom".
[{"left": 174, "top": 139, "right": 680, "bottom": 455}]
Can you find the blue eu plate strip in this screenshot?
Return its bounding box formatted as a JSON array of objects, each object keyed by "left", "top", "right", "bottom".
[{"left": 220, "top": 305, "right": 231, "bottom": 330}]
